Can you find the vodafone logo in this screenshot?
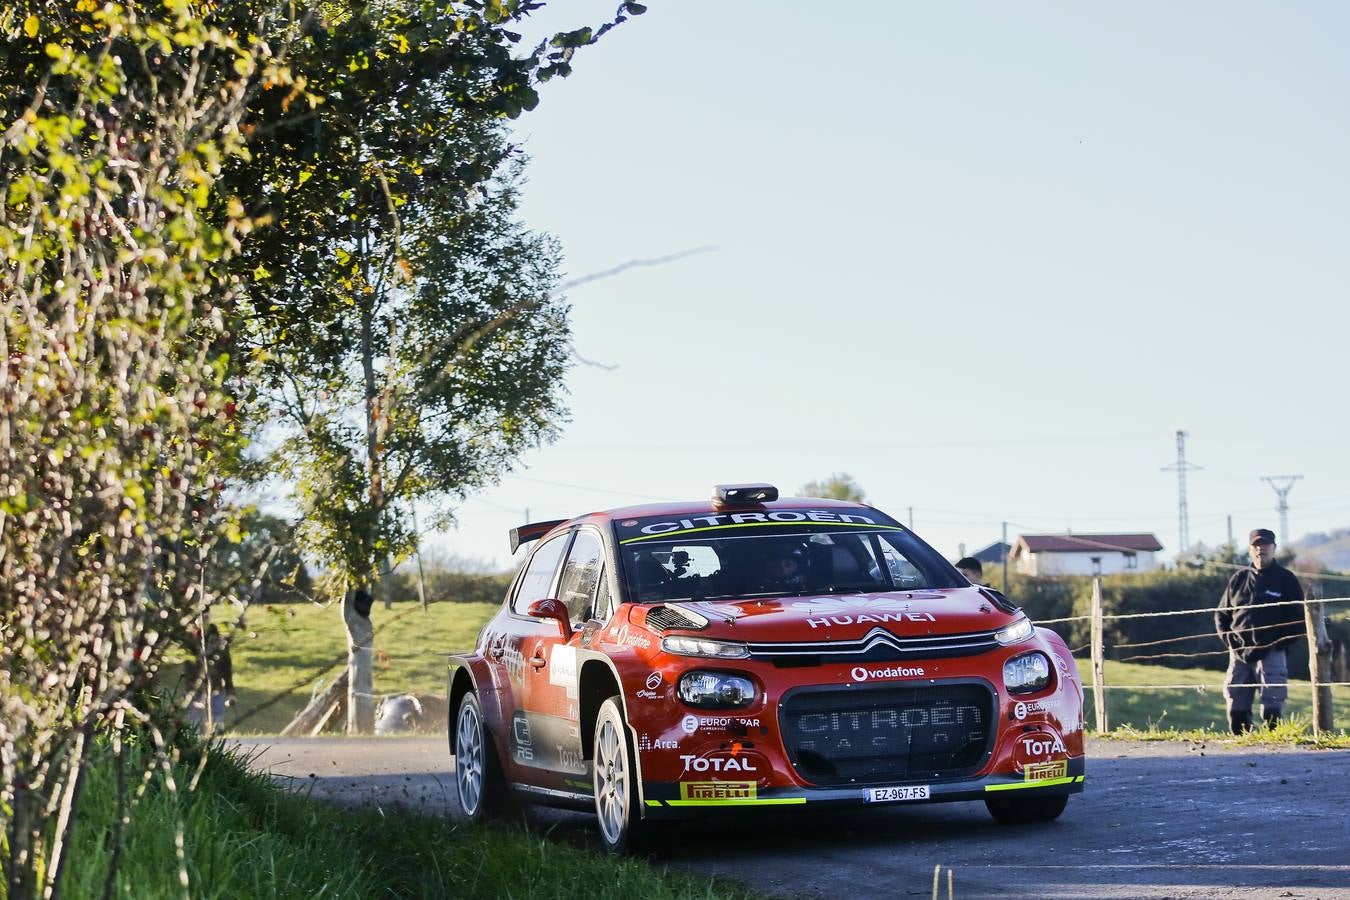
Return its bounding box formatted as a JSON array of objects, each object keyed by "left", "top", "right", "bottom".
[{"left": 851, "top": 665, "right": 925, "bottom": 682}]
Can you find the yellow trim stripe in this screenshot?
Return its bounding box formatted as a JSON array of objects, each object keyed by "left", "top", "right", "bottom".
[
  {"left": 644, "top": 800, "right": 662, "bottom": 807},
  {"left": 664, "top": 797, "right": 807, "bottom": 807},
  {"left": 621, "top": 521, "right": 907, "bottom": 545},
  {"left": 984, "top": 776, "right": 1076, "bottom": 792}
]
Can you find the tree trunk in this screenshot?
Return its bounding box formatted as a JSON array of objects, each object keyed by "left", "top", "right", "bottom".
[{"left": 343, "top": 589, "right": 375, "bottom": 733}]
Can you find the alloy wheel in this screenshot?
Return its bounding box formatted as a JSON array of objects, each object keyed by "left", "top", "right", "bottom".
[{"left": 455, "top": 699, "right": 484, "bottom": 816}]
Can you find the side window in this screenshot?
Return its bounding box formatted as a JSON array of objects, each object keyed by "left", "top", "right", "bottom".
[
  {"left": 557, "top": 531, "right": 604, "bottom": 622},
  {"left": 513, "top": 534, "right": 568, "bottom": 614},
  {"left": 594, "top": 569, "right": 613, "bottom": 622},
  {"left": 875, "top": 535, "right": 928, "bottom": 589}
]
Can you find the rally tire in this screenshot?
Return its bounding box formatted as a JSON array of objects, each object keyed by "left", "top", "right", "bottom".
[
  {"left": 452, "top": 690, "right": 511, "bottom": 823},
  {"left": 984, "top": 792, "right": 1068, "bottom": 825},
  {"left": 593, "top": 696, "right": 646, "bottom": 854}
]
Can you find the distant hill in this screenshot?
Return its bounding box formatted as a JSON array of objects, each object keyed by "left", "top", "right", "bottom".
[{"left": 1293, "top": 527, "right": 1350, "bottom": 573}]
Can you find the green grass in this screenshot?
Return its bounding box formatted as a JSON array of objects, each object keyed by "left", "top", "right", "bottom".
[
  {"left": 56, "top": 740, "right": 755, "bottom": 899},
  {"left": 226, "top": 597, "right": 1347, "bottom": 745},
  {"left": 1078, "top": 657, "right": 1350, "bottom": 745},
  {"left": 226, "top": 600, "right": 497, "bottom": 734}
]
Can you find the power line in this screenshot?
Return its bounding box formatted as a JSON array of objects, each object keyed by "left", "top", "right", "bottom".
[
  {"left": 1161, "top": 430, "right": 1201, "bottom": 554},
  {"left": 1261, "top": 474, "right": 1303, "bottom": 543}
]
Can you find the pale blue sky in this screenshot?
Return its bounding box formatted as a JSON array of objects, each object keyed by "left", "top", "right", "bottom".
[{"left": 432, "top": 2, "right": 1350, "bottom": 570}]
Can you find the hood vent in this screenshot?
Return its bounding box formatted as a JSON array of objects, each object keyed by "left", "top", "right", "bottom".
[{"left": 643, "top": 605, "right": 709, "bottom": 633}]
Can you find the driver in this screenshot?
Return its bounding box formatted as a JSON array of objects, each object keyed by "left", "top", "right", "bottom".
[{"left": 755, "top": 543, "right": 808, "bottom": 592}]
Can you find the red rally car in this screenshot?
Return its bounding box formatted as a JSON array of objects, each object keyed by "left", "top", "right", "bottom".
[{"left": 448, "top": 484, "right": 1085, "bottom": 852}]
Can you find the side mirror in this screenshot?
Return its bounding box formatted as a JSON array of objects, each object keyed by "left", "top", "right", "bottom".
[{"left": 526, "top": 598, "right": 574, "bottom": 640}]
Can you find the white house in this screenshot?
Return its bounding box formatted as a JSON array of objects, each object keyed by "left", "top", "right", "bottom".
[{"left": 1011, "top": 533, "right": 1163, "bottom": 576}]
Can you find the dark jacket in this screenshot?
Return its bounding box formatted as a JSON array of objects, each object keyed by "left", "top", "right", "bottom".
[{"left": 1215, "top": 563, "right": 1305, "bottom": 662}]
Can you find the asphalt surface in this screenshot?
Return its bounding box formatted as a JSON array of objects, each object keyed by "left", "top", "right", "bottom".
[{"left": 237, "top": 735, "right": 1350, "bottom": 899}]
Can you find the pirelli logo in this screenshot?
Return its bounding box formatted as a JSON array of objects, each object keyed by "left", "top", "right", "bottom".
[
  {"left": 679, "top": 781, "right": 757, "bottom": 801},
  {"left": 1024, "top": 760, "right": 1069, "bottom": 782}
]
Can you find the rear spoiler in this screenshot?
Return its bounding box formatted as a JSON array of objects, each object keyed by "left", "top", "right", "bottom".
[{"left": 509, "top": 519, "right": 567, "bottom": 554}]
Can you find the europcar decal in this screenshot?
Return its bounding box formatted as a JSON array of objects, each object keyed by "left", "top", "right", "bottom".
[{"left": 617, "top": 510, "right": 905, "bottom": 544}]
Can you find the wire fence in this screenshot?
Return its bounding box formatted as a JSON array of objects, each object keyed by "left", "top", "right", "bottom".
[{"left": 1056, "top": 584, "right": 1347, "bottom": 733}]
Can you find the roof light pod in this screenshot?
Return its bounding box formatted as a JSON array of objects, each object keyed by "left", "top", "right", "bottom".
[{"left": 712, "top": 483, "right": 778, "bottom": 507}]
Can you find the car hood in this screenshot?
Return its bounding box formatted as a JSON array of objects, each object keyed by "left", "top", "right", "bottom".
[{"left": 637, "top": 588, "right": 1020, "bottom": 642}]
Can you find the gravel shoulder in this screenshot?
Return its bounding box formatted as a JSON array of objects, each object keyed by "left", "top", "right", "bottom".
[{"left": 237, "top": 735, "right": 1350, "bottom": 899}]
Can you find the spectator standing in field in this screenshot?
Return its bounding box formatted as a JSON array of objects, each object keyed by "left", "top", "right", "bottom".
[
  {"left": 955, "top": 556, "right": 984, "bottom": 585},
  {"left": 185, "top": 607, "right": 237, "bottom": 734},
  {"left": 1215, "top": 528, "right": 1305, "bottom": 734}
]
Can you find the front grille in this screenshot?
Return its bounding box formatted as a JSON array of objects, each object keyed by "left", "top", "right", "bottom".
[
  {"left": 747, "top": 627, "right": 1001, "bottom": 666},
  {"left": 779, "top": 682, "right": 995, "bottom": 785}
]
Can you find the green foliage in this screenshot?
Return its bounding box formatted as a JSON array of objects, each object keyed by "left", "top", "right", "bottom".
[
  {"left": 61, "top": 740, "right": 753, "bottom": 899},
  {"left": 1, "top": 2, "right": 298, "bottom": 893},
  {"left": 221, "top": 1, "right": 646, "bottom": 595},
  {"left": 799, "top": 473, "right": 866, "bottom": 502},
  {"left": 227, "top": 600, "right": 497, "bottom": 733},
  {"left": 207, "top": 509, "right": 313, "bottom": 605}
]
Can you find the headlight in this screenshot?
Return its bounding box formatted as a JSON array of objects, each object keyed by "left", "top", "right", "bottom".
[
  {"left": 1004, "top": 651, "right": 1052, "bottom": 695},
  {"left": 994, "top": 616, "right": 1034, "bottom": 646},
  {"left": 660, "top": 636, "right": 750, "bottom": 659},
  {"left": 678, "top": 671, "right": 757, "bottom": 708}
]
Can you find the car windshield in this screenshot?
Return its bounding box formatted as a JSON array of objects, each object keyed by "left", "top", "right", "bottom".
[{"left": 616, "top": 524, "right": 964, "bottom": 603}]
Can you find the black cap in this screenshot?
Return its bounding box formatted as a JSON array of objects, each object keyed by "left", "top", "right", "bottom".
[{"left": 1249, "top": 528, "right": 1276, "bottom": 546}]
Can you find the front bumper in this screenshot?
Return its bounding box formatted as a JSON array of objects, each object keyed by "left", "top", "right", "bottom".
[{"left": 640, "top": 754, "right": 1085, "bottom": 813}]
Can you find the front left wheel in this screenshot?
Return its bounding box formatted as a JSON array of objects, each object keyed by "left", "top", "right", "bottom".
[
  {"left": 452, "top": 690, "right": 511, "bottom": 822},
  {"left": 593, "top": 696, "right": 645, "bottom": 853}
]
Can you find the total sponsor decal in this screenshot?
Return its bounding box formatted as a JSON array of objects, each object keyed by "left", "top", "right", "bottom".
[
  {"left": 679, "top": 781, "right": 757, "bottom": 802},
  {"left": 680, "top": 754, "right": 758, "bottom": 773},
  {"left": 682, "top": 714, "right": 762, "bottom": 734},
  {"left": 1023, "top": 760, "right": 1068, "bottom": 782},
  {"left": 1052, "top": 652, "right": 1072, "bottom": 676},
  {"left": 851, "top": 664, "right": 925, "bottom": 683},
  {"left": 1019, "top": 734, "right": 1067, "bottom": 756}
]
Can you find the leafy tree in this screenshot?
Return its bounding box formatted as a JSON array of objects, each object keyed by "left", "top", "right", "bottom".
[
  {"left": 209, "top": 510, "right": 313, "bottom": 605},
  {"left": 223, "top": 0, "right": 646, "bottom": 731},
  {"left": 0, "top": 3, "right": 297, "bottom": 895},
  {"left": 800, "top": 473, "right": 867, "bottom": 503}
]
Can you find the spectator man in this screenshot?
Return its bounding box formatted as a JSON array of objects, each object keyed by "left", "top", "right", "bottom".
[
  {"left": 185, "top": 607, "right": 237, "bottom": 734},
  {"left": 1215, "top": 528, "right": 1305, "bottom": 734},
  {"left": 955, "top": 556, "right": 984, "bottom": 585}
]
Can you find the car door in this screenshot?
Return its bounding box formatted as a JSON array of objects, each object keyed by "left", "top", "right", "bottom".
[
  {"left": 489, "top": 531, "right": 570, "bottom": 775},
  {"left": 517, "top": 528, "right": 607, "bottom": 780}
]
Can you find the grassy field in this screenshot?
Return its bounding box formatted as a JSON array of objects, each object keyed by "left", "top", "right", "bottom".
[
  {"left": 224, "top": 598, "right": 1345, "bottom": 741},
  {"left": 224, "top": 600, "right": 497, "bottom": 734},
  {"left": 58, "top": 739, "right": 754, "bottom": 900},
  {"left": 1079, "top": 657, "right": 1318, "bottom": 732}
]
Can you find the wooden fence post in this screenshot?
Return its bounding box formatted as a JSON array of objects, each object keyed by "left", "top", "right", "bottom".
[
  {"left": 1305, "top": 591, "right": 1334, "bottom": 735},
  {"left": 1090, "top": 577, "right": 1108, "bottom": 733}
]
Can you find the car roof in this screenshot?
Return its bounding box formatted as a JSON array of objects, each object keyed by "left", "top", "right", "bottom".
[{"left": 582, "top": 496, "right": 878, "bottom": 522}]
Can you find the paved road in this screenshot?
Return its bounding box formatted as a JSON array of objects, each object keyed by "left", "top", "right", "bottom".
[{"left": 239, "top": 736, "right": 1350, "bottom": 899}]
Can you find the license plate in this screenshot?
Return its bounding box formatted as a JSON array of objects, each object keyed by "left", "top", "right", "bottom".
[{"left": 864, "top": 785, "right": 930, "bottom": 803}]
